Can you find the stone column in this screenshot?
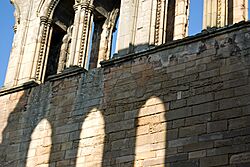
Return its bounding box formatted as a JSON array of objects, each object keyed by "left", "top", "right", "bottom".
[
  {"left": 203, "top": 0, "right": 248, "bottom": 29},
  {"left": 219, "top": 0, "right": 228, "bottom": 27},
  {"left": 116, "top": 0, "right": 139, "bottom": 55},
  {"left": 69, "top": 0, "right": 94, "bottom": 69},
  {"left": 203, "top": 0, "right": 228, "bottom": 28},
  {"left": 34, "top": 16, "right": 53, "bottom": 83},
  {"left": 68, "top": 3, "right": 82, "bottom": 67},
  {"left": 174, "top": 0, "right": 189, "bottom": 40},
  {"left": 79, "top": 4, "right": 94, "bottom": 69},
  {"left": 154, "top": 0, "right": 168, "bottom": 45},
  {"left": 233, "top": 0, "right": 248, "bottom": 23}
]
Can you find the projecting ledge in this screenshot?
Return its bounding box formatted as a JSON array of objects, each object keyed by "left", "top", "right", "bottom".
[
  {"left": 0, "top": 81, "right": 39, "bottom": 97},
  {"left": 46, "top": 66, "right": 87, "bottom": 82}
]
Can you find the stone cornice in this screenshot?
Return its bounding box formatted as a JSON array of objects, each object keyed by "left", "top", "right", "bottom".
[
  {"left": 0, "top": 67, "right": 86, "bottom": 97},
  {"left": 46, "top": 66, "right": 87, "bottom": 82},
  {"left": 0, "top": 81, "right": 39, "bottom": 97}
]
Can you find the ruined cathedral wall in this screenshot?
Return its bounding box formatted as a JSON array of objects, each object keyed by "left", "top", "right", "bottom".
[
  {"left": 5, "top": 0, "right": 47, "bottom": 86},
  {"left": 1, "top": 23, "right": 250, "bottom": 166}
]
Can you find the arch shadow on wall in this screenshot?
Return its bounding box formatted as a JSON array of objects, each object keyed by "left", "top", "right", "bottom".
[{"left": 0, "top": 64, "right": 170, "bottom": 167}]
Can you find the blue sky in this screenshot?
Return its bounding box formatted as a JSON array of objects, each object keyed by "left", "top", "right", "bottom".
[
  {"left": 0, "top": 1, "right": 14, "bottom": 87},
  {"left": 0, "top": 1, "right": 248, "bottom": 87}
]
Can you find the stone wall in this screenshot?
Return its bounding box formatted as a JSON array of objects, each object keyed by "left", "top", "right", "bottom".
[{"left": 1, "top": 22, "right": 250, "bottom": 167}]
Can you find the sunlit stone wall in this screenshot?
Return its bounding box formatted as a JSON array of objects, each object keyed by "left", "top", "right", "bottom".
[{"left": 1, "top": 23, "right": 250, "bottom": 167}]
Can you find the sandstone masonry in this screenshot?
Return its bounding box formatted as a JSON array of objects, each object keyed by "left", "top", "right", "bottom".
[
  {"left": 1, "top": 0, "right": 250, "bottom": 166},
  {"left": 0, "top": 22, "right": 250, "bottom": 166}
]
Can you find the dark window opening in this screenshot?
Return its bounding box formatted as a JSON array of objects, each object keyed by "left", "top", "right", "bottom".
[
  {"left": 45, "top": 25, "right": 66, "bottom": 79},
  {"left": 89, "top": 16, "right": 105, "bottom": 69},
  {"left": 88, "top": 0, "right": 121, "bottom": 69},
  {"left": 166, "top": 0, "right": 176, "bottom": 42},
  {"left": 45, "top": 0, "right": 74, "bottom": 79},
  {"left": 228, "top": 0, "right": 234, "bottom": 24}
]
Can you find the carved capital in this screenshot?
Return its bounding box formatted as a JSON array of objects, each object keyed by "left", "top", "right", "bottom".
[
  {"left": 88, "top": 4, "right": 95, "bottom": 12},
  {"left": 40, "top": 16, "right": 48, "bottom": 24},
  {"left": 47, "top": 18, "right": 53, "bottom": 25},
  {"left": 80, "top": 2, "right": 89, "bottom": 9},
  {"left": 40, "top": 16, "right": 53, "bottom": 26},
  {"left": 73, "top": 4, "right": 81, "bottom": 11}
]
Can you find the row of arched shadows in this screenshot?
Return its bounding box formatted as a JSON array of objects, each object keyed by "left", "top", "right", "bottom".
[{"left": 0, "top": 87, "right": 168, "bottom": 167}]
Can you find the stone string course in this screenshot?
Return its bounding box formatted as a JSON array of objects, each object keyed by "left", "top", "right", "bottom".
[{"left": 0, "top": 23, "right": 250, "bottom": 167}]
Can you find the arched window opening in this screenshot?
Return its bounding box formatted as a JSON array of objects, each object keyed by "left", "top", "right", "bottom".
[
  {"left": 45, "top": 0, "right": 75, "bottom": 79},
  {"left": 88, "top": 14, "right": 106, "bottom": 69},
  {"left": 88, "top": 0, "right": 121, "bottom": 69},
  {"left": 188, "top": 0, "right": 203, "bottom": 36},
  {"left": 43, "top": 0, "right": 121, "bottom": 76}
]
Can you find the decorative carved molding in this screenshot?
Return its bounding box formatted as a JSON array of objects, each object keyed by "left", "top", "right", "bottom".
[
  {"left": 36, "top": 0, "right": 45, "bottom": 16},
  {"left": 35, "top": 16, "right": 52, "bottom": 81},
  {"left": 154, "top": 0, "right": 162, "bottom": 45},
  {"left": 217, "top": 0, "right": 222, "bottom": 26},
  {"left": 78, "top": 1, "right": 94, "bottom": 66}
]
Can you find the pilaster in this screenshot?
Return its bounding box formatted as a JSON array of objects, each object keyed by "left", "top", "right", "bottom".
[{"left": 174, "top": 0, "right": 189, "bottom": 40}]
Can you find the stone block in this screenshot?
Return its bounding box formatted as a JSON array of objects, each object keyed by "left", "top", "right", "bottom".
[
  {"left": 55, "top": 123, "right": 79, "bottom": 135},
  {"left": 189, "top": 150, "right": 206, "bottom": 159},
  {"left": 207, "top": 145, "right": 246, "bottom": 156},
  {"left": 166, "top": 107, "right": 192, "bottom": 121},
  {"left": 230, "top": 152, "right": 250, "bottom": 164},
  {"left": 212, "top": 108, "right": 242, "bottom": 121},
  {"left": 172, "top": 119, "right": 185, "bottom": 128},
  {"left": 170, "top": 160, "right": 199, "bottom": 167},
  {"left": 166, "top": 153, "right": 188, "bottom": 163},
  {"left": 199, "top": 69, "right": 219, "bottom": 79},
  {"left": 187, "top": 93, "right": 214, "bottom": 106},
  {"left": 183, "top": 141, "right": 213, "bottom": 152},
  {"left": 200, "top": 155, "right": 228, "bottom": 167},
  {"left": 207, "top": 120, "right": 228, "bottom": 133},
  {"left": 192, "top": 102, "right": 219, "bottom": 115},
  {"left": 179, "top": 124, "right": 206, "bottom": 137},
  {"left": 168, "top": 136, "right": 198, "bottom": 148},
  {"left": 185, "top": 114, "right": 211, "bottom": 126},
  {"left": 229, "top": 116, "right": 250, "bottom": 130},
  {"left": 199, "top": 132, "right": 223, "bottom": 142}
]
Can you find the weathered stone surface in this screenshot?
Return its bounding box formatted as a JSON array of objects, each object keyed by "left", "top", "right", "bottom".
[
  {"left": 230, "top": 152, "right": 250, "bottom": 164},
  {"left": 1, "top": 14, "right": 250, "bottom": 167}
]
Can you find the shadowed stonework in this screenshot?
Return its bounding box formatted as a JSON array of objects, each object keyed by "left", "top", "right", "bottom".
[
  {"left": 1, "top": 0, "right": 250, "bottom": 166},
  {"left": 1, "top": 22, "right": 250, "bottom": 166}
]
